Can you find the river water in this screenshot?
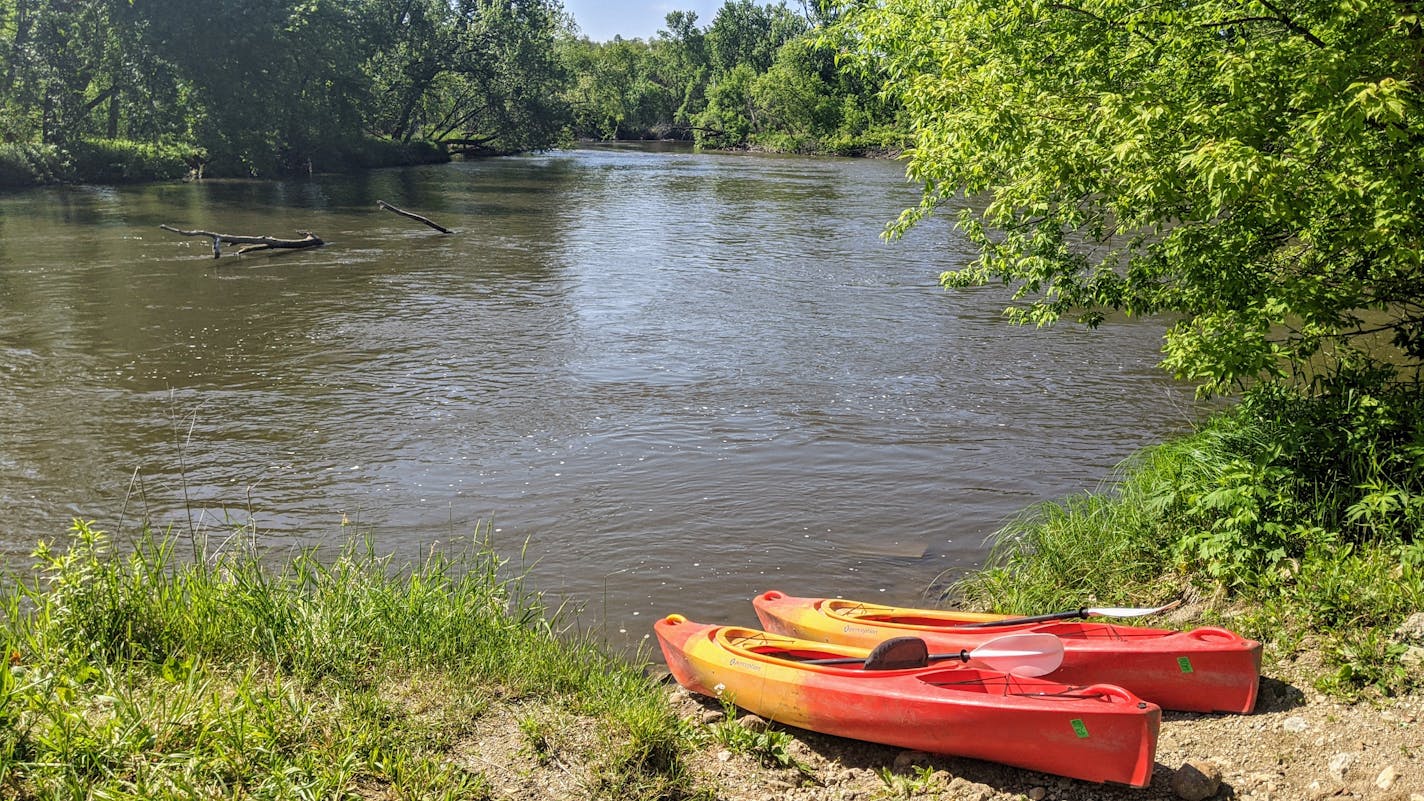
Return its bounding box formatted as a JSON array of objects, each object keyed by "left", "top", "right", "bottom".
[{"left": 0, "top": 144, "right": 1199, "bottom": 647}]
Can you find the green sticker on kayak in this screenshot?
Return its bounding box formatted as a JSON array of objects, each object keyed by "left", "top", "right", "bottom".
[
  {"left": 1071, "top": 719, "right": 1089, "bottom": 738},
  {"left": 1178, "top": 656, "right": 1194, "bottom": 674}
]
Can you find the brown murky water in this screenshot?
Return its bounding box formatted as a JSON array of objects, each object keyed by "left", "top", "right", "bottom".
[{"left": 0, "top": 144, "right": 1199, "bottom": 647}]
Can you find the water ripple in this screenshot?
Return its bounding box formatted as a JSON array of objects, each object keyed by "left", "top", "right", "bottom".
[{"left": 0, "top": 146, "right": 1203, "bottom": 646}]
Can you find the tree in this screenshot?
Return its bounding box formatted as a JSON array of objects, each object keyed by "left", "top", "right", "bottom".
[
  {"left": 838, "top": 0, "right": 1424, "bottom": 396},
  {"left": 133, "top": 0, "right": 376, "bottom": 172},
  {"left": 560, "top": 36, "right": 678, "bottom": 139},
  {"left": 658, "top": 10, "right": 710, "bottom": 124},
  {"left": 363, "top": 0, "right": 566, "bottom": 154},
  {"left": 695, "top": 62, "right": 758, "bottom": 143},
  {"left": 0, "top": 0, "right": 568, "bottom": 177},
  {"left": 706, "top": 1, "right": 806, "bottom": 76},
  {"left": 0, "top": 0, "right": 164, "bottom": 144},
  {"left": 751, "top": 36, "right": 837, "bottom": 141}
]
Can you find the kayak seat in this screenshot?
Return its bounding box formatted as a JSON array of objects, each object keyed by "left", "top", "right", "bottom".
[{"left": 863, "top": 636, "right": 930, "bottom": 670}]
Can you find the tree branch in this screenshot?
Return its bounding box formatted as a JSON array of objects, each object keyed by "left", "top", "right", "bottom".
[
  {"left": 377, "top": 200, "right": 452, "bottom": 234},
  {"left": 159, "top": 225, "right": 323, "bottom": 259},
  {"left": 1253, "top": 0, "right": 1328, "bottom": 47},
  {"left": 1047, "top": 3, "right": 1160, "bottom": 45}
]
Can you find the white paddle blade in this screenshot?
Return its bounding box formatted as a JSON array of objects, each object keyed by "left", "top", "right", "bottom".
[
  {"left": 967, "top": 632, "right": 1064, "bottom": 677},
  {"left": 1084, "top": 600, "right": 1182, "bottom": 618}
]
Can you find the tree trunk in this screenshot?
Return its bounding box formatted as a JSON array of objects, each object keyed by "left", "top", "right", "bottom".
[{"left": 2, "top": 0, "right": 33, "bottom": 100}]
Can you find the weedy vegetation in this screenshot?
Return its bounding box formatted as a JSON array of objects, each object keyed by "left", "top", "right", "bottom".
[
  {"left": 0, "top": 521, "right": 694, "bottom": 800},
  {"left": 951, "top": 384, "right": 1424, "bottom": 699},
  {"left": 704, "top": 696, "right": 808, "bottom": 774}
]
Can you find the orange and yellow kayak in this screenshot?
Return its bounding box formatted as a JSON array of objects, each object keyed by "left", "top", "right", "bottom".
[
  {"left": 655, "top": 614, "right": 1160, "bottom": 787},
  {"left": 753, "top": 590, "right": 1262, "bottom": 714}
]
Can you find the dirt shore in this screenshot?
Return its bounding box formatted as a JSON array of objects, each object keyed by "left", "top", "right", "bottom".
[
  {"left": 462, "top": 632, "right": 1422, "bottom": 801},
  {"left": 663, "top": 640, "right": 1423, "bottom": 801}
]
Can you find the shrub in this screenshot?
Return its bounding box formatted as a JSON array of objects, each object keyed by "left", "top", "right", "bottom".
[
  {"left": 317, "top": 138, "right": 449, "bottom": 172},
  {"left": 0, "top": 143, "right": 66, "bottom": 187},
  {"left": 951, "top": 383, "right": 1424, "bottom": 696},
  {"left": 66, "top": 139, "right": 193, "bottom": 183}
]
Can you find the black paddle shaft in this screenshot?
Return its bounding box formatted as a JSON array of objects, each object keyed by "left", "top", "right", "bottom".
[
  {"left": 804, "top": 637, "right": 971, "bottom": 669},
  {"left": 958, "top": 609, "right": 1088, "bottom": 628}
]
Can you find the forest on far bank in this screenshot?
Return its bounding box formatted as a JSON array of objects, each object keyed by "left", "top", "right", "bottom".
[{"left": 0, "top": 0, "right": 900, "bottom": 187}]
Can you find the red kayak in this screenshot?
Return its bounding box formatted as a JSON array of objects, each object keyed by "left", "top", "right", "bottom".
[
  {"left": 753, "top": 590, "right": 1261, "bottom": 713},
  {"left": 655, "top": 614, "right": 1160, "bottom": 787}
]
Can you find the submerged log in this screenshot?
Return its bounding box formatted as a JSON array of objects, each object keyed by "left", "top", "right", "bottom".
[
  {"left": 377, "top": 200, "right": 452, "bottom": 234},
  {"left": 159, "top": 224, "right": 324, "bottom": 258}
]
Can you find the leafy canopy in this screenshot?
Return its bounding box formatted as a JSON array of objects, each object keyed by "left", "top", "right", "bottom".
[
  {"left": 837, "top": 0, "right": 1424, "bottom": 396},
  {"left": 0, "top": 0, "right": 568, "bottom": 173}
]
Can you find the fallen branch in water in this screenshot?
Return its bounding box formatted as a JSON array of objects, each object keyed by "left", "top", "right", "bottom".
[
  {"left": 159, "top": 224, "right": 324, "bottom": 258},
  {"left": 377, "top": 200, "right": 452, "bottom": 234}
]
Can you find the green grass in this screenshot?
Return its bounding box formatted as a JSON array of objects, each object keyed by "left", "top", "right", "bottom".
[
  {"left": 950, "top": 383, "right": 1424, "bottom": 699},
  {"left": 0, "top": 521, "right": 694, "bottom": 800}
]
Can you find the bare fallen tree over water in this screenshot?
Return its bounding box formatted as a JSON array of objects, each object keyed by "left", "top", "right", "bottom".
[
  {"left": 377, "top": 200, "right": 453, "bottom": 234},
  {"left": 159, "top": 225, "right": 324, "bottom": 258}
]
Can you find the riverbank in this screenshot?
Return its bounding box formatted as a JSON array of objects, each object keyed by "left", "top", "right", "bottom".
[
  {"left": 1, "top": 134, "right": 896, "bottom": 190},
  {"left": 3, "top": 384, "right": 1420, "bottom": 799},
  {"left": 0, "top": 137, "right": 448, "bottom": 188},
  {"left": 4, "top": 517, "right": 1422, "bottom": 800}
]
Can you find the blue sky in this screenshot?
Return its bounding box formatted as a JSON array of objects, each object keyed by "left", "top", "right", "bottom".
[{"left": 562, "top": 0, "right": 727, "bottom": 41}]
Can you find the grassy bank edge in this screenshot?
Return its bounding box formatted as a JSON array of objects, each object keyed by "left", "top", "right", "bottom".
[
  {"left": 0, "top": 138, "right": 449, "bottom": 188},
  {"left": 949, "top": 386, "right": 1424, "bottom": 700},
  {"left": 3, "top": 385, "right": 1420, "bottom": 798},
  {"left": 0, "top": 522, "right": 695, "bottom": 800}
]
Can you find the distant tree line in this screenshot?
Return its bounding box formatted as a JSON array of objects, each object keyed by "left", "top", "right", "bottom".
[
  {"left": 0, "top": 1, "right": 905, "bottom": 186},
  {"left": 0, "top": 0, "right": 568, "bottom": 184},
  {"left": 560, "top": 1, "right": 906, "bottom": 155}
]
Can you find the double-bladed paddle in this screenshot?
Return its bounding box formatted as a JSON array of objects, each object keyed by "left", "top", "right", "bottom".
[
  {"left": 957, "top": 600, "right": 1183, "bottom": 628},
  {"left": 805, "top": 632, "right": 1064, "bottom": 677}
]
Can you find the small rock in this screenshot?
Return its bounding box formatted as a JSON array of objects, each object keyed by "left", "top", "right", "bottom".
[
  {"left": 1327, "top": 752, "right": 1355, "bottom": 781},
  {"left": 1245, "top": 772, "right": 1278, "bottom": 793},
  {"left": 737, "top": 714, "right": 768, "bottom": 731},
  {"left": 1395, "top": 612, "right": 1424, "bottom": 643},
  {"left": 892, "top": 749, "right": 932, "bottom": 771},
  {"left": 1377, "top": 765, "right": 1399, "bottom": 790},
  {"left": 716, "top": 749, "right": 732, "bottom": 762},
  {"left": 947, "top": 777, "right": 991, "bottom": 801},
  {"left": 1028, "top": 787, "right": 1048, "bottom": 800},
  {"left": 700, "top": 708, "right": 725, "bottom": 725},
  {"left": 1402, "top": 645, "right": 1424, "bottom": 672},
  {"left": 1280, "top": 716, "right": 1310, "bottom": 733},
  {"left": 1171, "top": 759, "right": 1222, "bottom": 801}
]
